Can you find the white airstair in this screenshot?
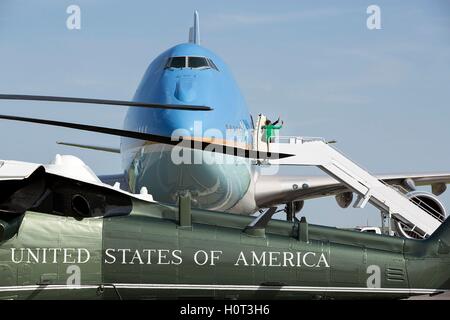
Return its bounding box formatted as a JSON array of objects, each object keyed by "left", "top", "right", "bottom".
[{"left": 258, "top": 136, "right": 441, "bottom": 238}]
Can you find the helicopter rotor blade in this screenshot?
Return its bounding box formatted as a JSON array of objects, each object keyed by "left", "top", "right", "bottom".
[
  {"left": 0, "top": 114, "right": 292, "bottom": 160},
  {"left": 0, "top": 94, "right": 213, "bottom": 111}
]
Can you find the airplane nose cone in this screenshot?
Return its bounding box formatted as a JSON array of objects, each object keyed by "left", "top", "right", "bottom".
[{"left": 174, "top": 77, "right": 197, "bottom": 102}]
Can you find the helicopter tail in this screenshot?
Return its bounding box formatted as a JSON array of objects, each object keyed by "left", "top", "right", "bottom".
[{"left": 404, "top": 217, "right": 450, "bottom": 293}]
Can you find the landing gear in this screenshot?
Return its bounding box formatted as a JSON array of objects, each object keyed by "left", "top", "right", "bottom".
[
  {"left": 286, "top": 202, "right": 293, "bottom": 221},
  {"left": 285, "top": 201, "right": 304, "bottom": 222}
]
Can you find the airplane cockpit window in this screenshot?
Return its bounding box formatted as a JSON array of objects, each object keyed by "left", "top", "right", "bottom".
[
  {"left": 207, "top": 58, "right": 219, "bottom": 71},
  {"left": 165, "top": 56, "right": 219, "bottom": 71},
  {"left": 167, "top": 56, "right": 186, "bottom": 68},
  {"left": 188, "top": 57, "right": 209, "bottom": 68}
]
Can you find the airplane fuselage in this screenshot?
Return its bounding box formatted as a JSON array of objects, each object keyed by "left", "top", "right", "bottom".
[{"left": 122, "top": 43, "right": 257, "bottom": 213}]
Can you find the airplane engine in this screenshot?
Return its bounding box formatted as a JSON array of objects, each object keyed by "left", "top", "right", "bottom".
[
  {"left": 394, "top": 191, "right": 447, "bottom": 239},
  {"left": 293, "top": 200, "right": 304, "bottom": 213},
  {"left": 335, "top": 192, "right": 353, "bottom": 209}
]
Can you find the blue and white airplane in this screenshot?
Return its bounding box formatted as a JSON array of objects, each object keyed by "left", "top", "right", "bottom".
[
  {"left": 121, "top": 12, "right": 256, "bottom": 213},
  {"left": 1, "top": 12, "right": 450, "bottom": 220}
]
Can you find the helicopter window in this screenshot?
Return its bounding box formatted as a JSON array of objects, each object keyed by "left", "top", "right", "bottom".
[{"left": 167, "top": 56, "right": 186, "bottom": 68}]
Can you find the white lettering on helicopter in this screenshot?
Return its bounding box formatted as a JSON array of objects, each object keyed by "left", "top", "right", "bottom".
[
  {"left": 11, "top": 248, "right": 90, "bottom": 264},
  {"left": 104, "top": 249, "right": 183, "bottom": 265},
  {"left": 234, "top": 251, "right": 330, "bottom": 268},
  {"left": 10, "top": 248, "right": 329, "bottom": 268}
]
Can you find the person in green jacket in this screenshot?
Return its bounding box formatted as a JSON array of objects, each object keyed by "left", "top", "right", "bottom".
[{"left": 262, "top": 117, "right": 283, "bottom": 153}]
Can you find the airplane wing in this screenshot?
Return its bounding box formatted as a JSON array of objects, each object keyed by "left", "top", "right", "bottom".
[
  {"left": 255, "top": 173, "right": 450, "bottom": 208},
  {"left": 56, "top": 141, "right": 120, "bottom": 153}
]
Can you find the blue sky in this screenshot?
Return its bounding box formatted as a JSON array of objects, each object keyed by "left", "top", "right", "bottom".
[{"left": 0, "top": 0, "right": 449, "bottom": 227}]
